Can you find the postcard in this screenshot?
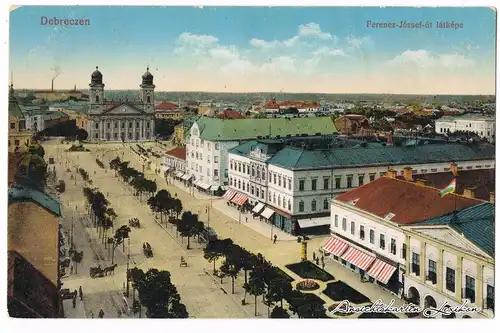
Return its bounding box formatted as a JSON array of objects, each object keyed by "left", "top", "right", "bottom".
[{"left": 7, "top": 5, "right": 495, "bottom": 320}]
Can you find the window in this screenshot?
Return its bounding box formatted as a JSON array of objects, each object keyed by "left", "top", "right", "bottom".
[
  {"left": 380, "top": 234, "right": 385, "bottom": 250},
  {"left": 238, "top": 180, "right": 241, "bottom": 189},
  {"left": 323, "top": 198, "right": 329, "bottom": 210},
  {"left": 311, "top": 179, "right": 317, "bottom": 191},
  {"left": 342, "top": 218, "right": 347, "bottom": 231},
  {"left": 207, "top": 155, "right": 210, "bottom": 163},
  {"left": 278, "top": 195, "right": 281, "bottom": 206},
  {"left": 350, "top": 221, "right": 355, "bottom": 235},
  {"left": 311, "top": 200, "right": 316, "bottom": 211},
  {"left": 334, "top": 215, "right": 338, "bottom": 228},
  {"left": 288, "top": 200, "right": 291, "bottom": 211},
  {"left": 214, "top": 156, "right": 219, "bottom": 163},
  {"left": 335, "top": 177, "right": 341, "bottom": 188},
  {"left": 358, "top": 174, "right": 364, "bottom": 186},
  {"left": 114, "top": 122, "right": 118, "bottom": 128},
  {"left": 261, "top": 191, "right": 265, "bottom": 199},
  {"left": 347, "top": 175, "right": 353, "bottom": 188},
  {"left": 256, "top": 188, "right": 259, "bottom": 197},
  {"left": 230, "top": 178, "right": 233, "bottom": 186},
  {"left": 207, "top": 169, "right": 211, "bottom": 176},
  {"left": 96, "top": 95, "right": 99, "bottom": 102},
  {"left": 299, "top": 201, "right": 304, "bottom": 212},
  {"left": 196, "top": 152, "right": 199, "bottom": 160},
  {"left": 238, "top": 163, "right": 241, "bottom": 172},
  {"left": 288, "top": 179, "right": 291, "bottom": 190},
  {"left": 14, "top": 139, "right": 20, "bottom": 146},
  {"left": 369, "top": 173, "right": 376, "bottom": 182},
  {"left": 390, "top": 238, "right": 396, "bottom": 255},
  {"left": 299, "top": 180, "right": 305, "bottom": 191},
  {"left": 243, "top": 164, "right": 246, "bottom": 174},
  {"left": 428, "top": 259, "right": 437, "bottom": 284},
  {"left": 207, "top": 143, "right": 211, "bottom": 150},
  {"left": 215, "top": 143, "right": 219, "bottom": 150},
  {"left": 121, "top": 122, "right": 125, "bottom": 129},
  {"left": 402, "top": 244, "right": 407, "bottom": 259},
  {"left": 257, "top": 169, "right": 261, "bottom": 179},
  {"left": 369, "top": 230, "right": 374, "bottom": 244},
  {"left": 278, "top": 175, "right": 281, "bottom": 186},
  {"left": 446, "top": 267, "right": 455, "bottom": 291},
  {"left": 273, "top": 193, "right": 276, "bottom": 204},
  {"left": 273, "top": 174, "right": 276, "bottom": 184},
  {"left": 486, "top": 285, "right": 494, "bottom": 311},
  {"left": 95, "top": 122, "right": 99, "bottom": 129},
  {"left": 147, "top": 95, "right": 151, "bottom": 103},
  {"left": 323, "top": 177, "right": 329, "bottom": 189},
  {"left": 262, "top": 172, "right": 266, "bottom": 181},
  {"left": 282, "top": 197, "right": 286, "bottom": 209},
  {"left": 214, "top": 169, "right": 218, "bottom": 177},
  {"left": 230, "top": 161, "right": 233, "bottom": 170},
  {"left": 243, "top": 182, "right": 246, "bottom": 191},
  {"left": 359, "top": 226, "right": 365, "bottom": 240},
  {"left": 465, "top": 276, "right": 475, "bottom": 303},
  {"left": 412, "top": 253, "right": 420, "bottom": 276},
  {"left": 251, "top": 186, "right": 255, "bottom": 195}
]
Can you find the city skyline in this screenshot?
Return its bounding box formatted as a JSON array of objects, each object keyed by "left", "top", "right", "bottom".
[{"left": 10, "top": 6, "right": 496, "bottom": 94}]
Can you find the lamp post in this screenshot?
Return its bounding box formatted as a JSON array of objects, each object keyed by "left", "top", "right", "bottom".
[{"left": 126, "top": 237, "right": 130, "bottom": 297}]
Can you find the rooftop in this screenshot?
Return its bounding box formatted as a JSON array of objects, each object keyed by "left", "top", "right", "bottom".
[
  {"left": 165, "top": 147, "right": 186, "bottom": 161},
  {"left": 218, "top": 109, "right": 246, "bottom": 119},
  {"left": 410, "top": 203, "right": 494, "bottom": 258},
  {"left": 266, "top": 141, "right": 495, "bottom": 170},
  {"left": 437, "top": 114, "right": 495, "bottom": 122},
  {"left": 334, "top": 177, "right": 483, "bottom": 225},
  {"left": 156, "top": 102, "right": 179, "bottom": 110},
  {"left": 193, "top": 116, "right": 337, "bottom": 141},
  {"left": 8, "top": 184, "right": 61, "bottom": 217}
]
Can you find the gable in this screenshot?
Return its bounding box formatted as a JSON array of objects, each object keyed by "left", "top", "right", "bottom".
[{"left": 104, "top": 103, "right": 145, "bottom": 115}]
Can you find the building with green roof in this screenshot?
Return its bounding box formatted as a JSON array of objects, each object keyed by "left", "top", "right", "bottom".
[
  {"left": 184, "top": 116, "right": 337, "bottom": 190},
  {"left": 225, "top": 137, "right": 494, "bottom": 236},
  {"left": 403, "top": 202, "right": 494, "bottom": 318}
]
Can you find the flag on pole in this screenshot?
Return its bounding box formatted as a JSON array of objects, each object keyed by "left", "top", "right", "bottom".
[{"left": 440, "top": 178, "right": 456, "bottom": 197}]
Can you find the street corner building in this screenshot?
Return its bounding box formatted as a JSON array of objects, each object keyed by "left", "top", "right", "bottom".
[
  {"left": 86, "top": 66, "right": 156, "bottom": 142},
  {"left": 7, "top": 184, "right": 63, "bottom": 318}
]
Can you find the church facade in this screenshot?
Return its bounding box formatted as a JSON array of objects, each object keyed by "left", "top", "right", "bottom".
[{"left": 86, "top": 67, "right": 156, "bottom": 142}]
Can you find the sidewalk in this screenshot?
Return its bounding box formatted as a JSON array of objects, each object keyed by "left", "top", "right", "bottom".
[
  {"left": 212, "top": 199, "right": 296, "bottom": 241},
  {"left": 62, "top": 297, "right": 87, "bottom": 318}
]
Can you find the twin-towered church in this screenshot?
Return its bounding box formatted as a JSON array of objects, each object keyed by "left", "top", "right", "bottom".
[{"left": 86, "top": 67, "right": 156, "bottom": 142}]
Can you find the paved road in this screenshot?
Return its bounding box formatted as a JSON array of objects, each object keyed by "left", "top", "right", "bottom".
[{"left": 45, "top": 140, "right": 251, "bottom": 318}]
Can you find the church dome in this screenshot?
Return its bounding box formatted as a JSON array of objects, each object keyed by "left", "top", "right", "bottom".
[
  {"left": 142, "top": 67, "right": 153, "bottom": 85},
  {"left": 91, "top": 66, "right": 103, "bottom": 84}
]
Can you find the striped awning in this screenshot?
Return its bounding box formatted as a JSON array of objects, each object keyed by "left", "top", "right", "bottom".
[
  {"left": 252, "top": 202, "right": 265, "bottom": 214},
  {"left": 223, "top": 189, "right": 237, "bottom": 200},
  {"left": 181, "top": 174, "right": 190, "bottom": 180},
  {"left": 231, "top": 192, "right": 248, "bottom": 205},
  {"left": 175, "top": 171, "right": 184, "bottom": 178},
  {"left": 322, "top": 236, "right": 349, "bottom": 257},
  {"left": 199, "top": 182, "right": 211, "bottom": 190},
  {"left": 341, "top": 247, "right": 376, "bottom": 271},
  {"left": 261, "top": 207, "right": 275, "bottom": 220},
  {"left": 367, "top": 259, "right": 397, "bottom": 285},
  {"left": 210, "top": 185, "right": 220, "bottom": 191}
]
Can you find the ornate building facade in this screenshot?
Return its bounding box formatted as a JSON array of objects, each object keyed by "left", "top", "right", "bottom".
[{"left": 86, "top": 67, "right": 156, "bottom": 142}]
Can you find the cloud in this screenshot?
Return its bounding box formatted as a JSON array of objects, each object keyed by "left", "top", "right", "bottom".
[
  {"left": 176, "top": 32, "right": 218, "bottom": 46},
  {"left": 389, "top": 50, "right": 475, "bottom": 68},
  {"left": 346, "top": 36, "right": 373, "bottom": 49},
  {"left": 249, "top": 38, "right": 280, "bottom": 48},
  {"left": 312, "top": 46, "right": 346, "bottom": 57},
  {"left": 249, "top": 22, "right": 334, "bottom": 49},
  {"left": 298, "top": 23, "right": 333, "bottom": 40}
]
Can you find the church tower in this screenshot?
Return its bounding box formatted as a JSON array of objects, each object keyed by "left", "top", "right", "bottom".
[
  {"left": 140, "top": 67, "right": 155, "bottom": 113},
  {"left": 89, "top": 66, "right": 104, "bottom": 112}
]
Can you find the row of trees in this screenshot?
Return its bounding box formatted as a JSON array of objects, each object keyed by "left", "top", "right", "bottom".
[
  {"left": 203, "top": 239, "right": 326, "bottom": 318},
  {"left": 77, "top": 168, "right": 90, "bottom": 182},
  {"left": 82, "top": 186, "right": 130, "bottom": 264},
  {"left": 110, "top": 157, "right": 157, "bottom": 200},
  {"left": 128, "top": 268, "right": 188, "bottom": 318},
  {"left": 95, "top": 159, "right": 105, "bottom": 169}
]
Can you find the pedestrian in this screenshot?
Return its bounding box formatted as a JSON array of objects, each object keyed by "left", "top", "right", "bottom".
[
  {"left": 72, "top": 297, "right": 76, "bottom": 309},
  {"left": 273, "top": 234, "right": 277, "bottom": 244},
  {"left": 321, "top": 261, "right": 325, "bottom": 270},
  {"left": 245, "top": 217, "right": 248, "bottom": 223},
  {"left": 79, "top": 286, "right": 83, "bottom": 301},
  {"left": 70, "top": 265, "right": 74, "bottom": 275},
  {"left": 98, "top": 309, "right": 104, "bottom": 318},
  {"left": 321, "top": 255, "right": 324, "bottom": 264},
  {"left": 90, "top": 310, "right": 94, "bottom": 318},
  {"left": 312, "top": 252, "right": 316, "bottom": 261},
  {"left": 315, "top": 257, "right": 320, "bottom": 265}
]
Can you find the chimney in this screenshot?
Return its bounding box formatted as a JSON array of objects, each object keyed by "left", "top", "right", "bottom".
[
  {"left": 415, "top": 179, "right": 431, "bottom": 187},
  {"left": 403, "top": 167, "right": 413, "bottom": 181},
  {"left": 386, "top": 169, "right": 397, "bottom": 179},
  {"left": 51, "top": 78, "right": 54, "bottom": 92},
  {"left": 463, "top": 187, "right": 475, "bottom": 199},
  {"left": 450, "top": 162, "right": 458, "bottom": 176},
  {"left": 490, "top": 192, "right": 495, "bottom": 203}
]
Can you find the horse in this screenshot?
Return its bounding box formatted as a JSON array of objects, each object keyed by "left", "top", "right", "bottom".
[{"left": 104, "top": 264, "right": 118, "bottom": 275}]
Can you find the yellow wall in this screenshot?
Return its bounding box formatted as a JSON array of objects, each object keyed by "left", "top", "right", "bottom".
[
  {"left": 8, "top": 202, "right": 60, "bottom": 286},
  {"left": 173, "top": 125, "right": 185, "bottom": 146},
  {"left": 8, "top": 116, "right": 33, "bottom": 153}
]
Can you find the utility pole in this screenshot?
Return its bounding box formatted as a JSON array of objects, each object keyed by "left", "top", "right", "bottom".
[
  {"left": 71, "top": 217, "right": 74, "bottom": 248},
  {"left": 126, "top": 237, "right": 130, "bottom": 297}
]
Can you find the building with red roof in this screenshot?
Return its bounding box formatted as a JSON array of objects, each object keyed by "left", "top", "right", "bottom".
[
  {"left": 217, "top": 109, "right": 245, "bottom": 119},
  {"left": 163, "top": 147, "right": 187, "bottom": 175},
  {"left": 324, "top": 171, "right": 484, "bottom": 295},
  {"left": 155, "top": 102, "right": 184, "bottom": 120}
]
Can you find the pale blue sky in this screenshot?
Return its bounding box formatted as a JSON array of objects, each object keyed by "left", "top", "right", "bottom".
[{"left": 9, "top": 6, "right": 496, "bottom": 94}]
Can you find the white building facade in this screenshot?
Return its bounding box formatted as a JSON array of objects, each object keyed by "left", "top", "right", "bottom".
[
  {"left": 435, "top": 115, "right": 495, "bottom": 142},
  {"left": 86, "top": 66, "right": 155, "bottom": 143}
]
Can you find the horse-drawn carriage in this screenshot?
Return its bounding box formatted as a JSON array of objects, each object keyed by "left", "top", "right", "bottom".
[
  {"left": 129, "top": 218, "right": 140, "bottom": 228},
  {"left": 143, "top": 242, "right": 153, "bottom": 258},
  {"left": 89, "top": 265, "right": 106, "bottom": 278}
]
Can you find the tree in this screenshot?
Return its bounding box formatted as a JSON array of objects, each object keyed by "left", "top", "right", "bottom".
[
  {"left": 15, "top": 148, "right": 48, "bottom": 190},
  {"left": 244, "top": 269, "right": 266, "bottom": 316},
  {"left": 135, "top": 268, "right": 188, "bottom": 318},
  {"left": 270, "top": 306, "right": 290, "bottom": 319},
  {"left": 203, "top": 240, "right": 223, "bottom": 274},
  {"left": 112, "top": 225, "right": 131, "bottom": 264},
  {"left": 265, "top": 276, "right": 292, "bottom": 309},
  {"left": 172, "top": 198, "right": 183, "bottom": 219},
  {"left": 220, "top": 258, "right": 241, "bottom": 294},
  {"left": 155, "top": 189, "right": 172, "bottom": 223},
  {"left": 76, "top": 128, "right": 88, "bottom": 141},
  {"left": 177, "top": 211, "right": 198, "bottom": 249},
  {"left": 253, "top": 112, "right": 267, "bottom": 119}
]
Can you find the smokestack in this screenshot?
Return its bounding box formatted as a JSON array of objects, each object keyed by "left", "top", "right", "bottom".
[{"left": 52, "top": 78, "right": 54, "bottom": 92}]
